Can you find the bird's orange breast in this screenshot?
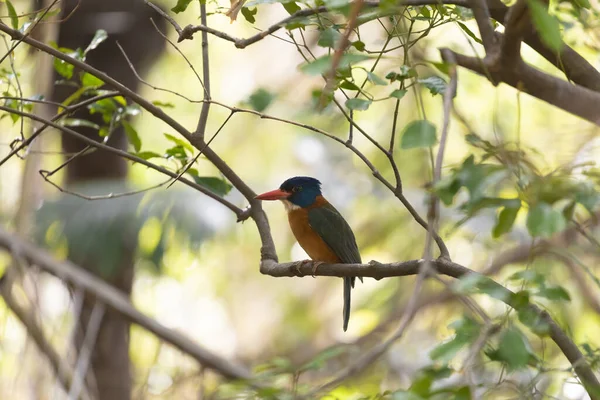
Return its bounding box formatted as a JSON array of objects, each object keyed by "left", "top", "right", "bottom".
[{"left": 288, "top": 206, "right": 341, "bottom": 263}]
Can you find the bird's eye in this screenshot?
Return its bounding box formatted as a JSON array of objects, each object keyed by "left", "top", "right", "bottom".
[{"left": 292, "top": 186, "right": 301, "bottom": 192}]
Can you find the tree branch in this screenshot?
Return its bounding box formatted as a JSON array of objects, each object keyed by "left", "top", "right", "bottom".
[
  {"left": 443, "top": 47, "right": 600, "bottom": 126},
  {"left": 0, "top": 105, "right": 245, "bottom": 218},
  {"left": 260, "top": 258, "right": 600, "bottom": 396},
  {"left": 467, "top": 0, "right": 497, "bottom": 52},
  {"left": 499, "top": 0, "right": 530, "bottom": 67},
  {"left": 0, "top": 228, "right": 253, "bottom": 381},
  {"left": 0, "top": 278, "right": 87, "bottom": 399}
]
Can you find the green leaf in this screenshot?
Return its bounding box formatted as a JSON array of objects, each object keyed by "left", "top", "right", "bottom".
[
  {"left": 80, "top": 72, "right": 104, "bottom": 88},
  {"left": 392, "top": 392, "right": 425, "bottom": 400},
  {"left": 390, "top": 89, "right": 407, "bottom": 99},
  {"left": 152, "top": 100, "right": 175, "bottom": 108},
  {"left": 493, "top": 201, "right": 521, "bottom": 237},
  {"left": 248, "top": 88, "right": 274, "bottom": 112},
  {"left": 400, "top": 120, "right": 437, "bottom": 149},
  {"left": 345, "top": 98, "right": 371, "bottom": 111},
  {"left": 54, "top": 57, "right": 74, "bottom": 79},
  {"left": 187, "top": 171, "right": 233, "bottom": 196},
  {"left": 122, "top": 120, "right": 141, "bottom": 152},
  {"left": 241, "top": 7, "right": 257, "bottom": 23},
  {"left": 134, "top": 151, "right": 162, "bottom": 160},
  {"left": 300, "top": 53, "right": 371, "bottom": 76},
  {"left": 536, "top": 286, "right": 571, "bottom": 302},
  {"left": 171, "top": 0, "right": 194, "bottom": 13},
  {"left": 6, "top": 1, "right": 19, "bottom": 30},
  {"left": 527, "top": 0, "right": 562, "bottom": 52},
  {"left": 84, "top": 29, "right": 108, "bottom": 55},
  {"left": 494, "top": 327, "right": 531, "bottom": 370},
  {"left": 430, "top": 316, "right": 479, "bottom": 363},
  {"left": 366, "top": 71, "right": 387, "bottom": 85},
  {"left": 453, "top": 273, "right": 511, "bottom": 303},
  {"left": 418, "top": 76, "right": 447, "bottom": 96},
  {"left": 60, "top": 118, "right": 100, "bottom": 130},
  {"left": 456, "top": 22, "right": 483, "bottom": 44},
  {"left": 518, "top": 307, "right": 550, "bottom": 336},
  {"left": 526, "top": 202, "right": 567, "bottom": 237},
  {"left": 282, "top": 1, "right": 301, "bottom": 14},
  {"left": 572, "top": 0, "right": 590, "bottom": 8},
  {"left": 164, "top": 133, "right": 193, "bottom": 152},
  {"left": 351, "top": 40, "right": 366, "bottom": 51},
  {"left": 317, "top": 28, "right": 342, "bottom": 48},
  {"left": 299, "top": 347, "right": 345, "bottom": 371}
]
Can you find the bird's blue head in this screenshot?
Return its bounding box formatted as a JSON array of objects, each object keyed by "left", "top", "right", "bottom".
[{"left": 256, "top": 176, "right": 322, "bottom": 208}]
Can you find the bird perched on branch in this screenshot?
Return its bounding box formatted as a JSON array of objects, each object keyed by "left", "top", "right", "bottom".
[{"left": 256, "top": 176, "right": 362, "bottom": 331}]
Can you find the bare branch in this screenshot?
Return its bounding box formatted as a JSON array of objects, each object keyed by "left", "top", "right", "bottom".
[
  {"left": 499, "top": 0, "right": 530, "bottom": 67},
  {"left": 0, "top": 105, "right": 245, "bottom": 217},
  {"left": 467, "top": 0, "right": 497, "bottom": 51},
  {"left": 0, "top": 275, "right": 87, "bottom": 400},
  {"left": 260, "top": 258, "right": 600, "bottom": 395},
  {"left": 194, "top": 2, "right": 211, "bottom": 139},
  {"left": 442, "top": 47, "right": 600, "bottom": 126},
  {"left": 0, "top": 228, "right": 253, "bottom": 381}
]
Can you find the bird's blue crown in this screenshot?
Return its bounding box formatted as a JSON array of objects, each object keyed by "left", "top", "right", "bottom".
[{"left": 280, "top": 176, "right": 322, "bottom": 208}]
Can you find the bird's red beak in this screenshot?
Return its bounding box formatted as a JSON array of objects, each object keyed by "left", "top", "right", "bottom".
[{"left": 255, "top": 189, "right": 290, "bottom": 200}]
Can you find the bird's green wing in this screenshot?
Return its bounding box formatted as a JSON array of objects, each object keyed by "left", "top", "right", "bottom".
[
  {"left": 308, "top": 203, "right": 361, "bottom": 332},
  {"left": 307, "top": 204, "right": 361, "bottom": 264}
]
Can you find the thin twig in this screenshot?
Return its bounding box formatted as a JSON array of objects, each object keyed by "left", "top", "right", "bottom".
[
  {"left": 0, "top": 105, "right": 245, "bottom": 217},
  {"left": 194, "top": 2, "right": 211, "bottom": 139},
  {"left": 0, "top": 228, "right": 253, "bottom": 381}
]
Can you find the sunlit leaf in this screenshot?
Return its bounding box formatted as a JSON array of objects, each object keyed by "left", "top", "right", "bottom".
[
  {"left": 152, "top": 100, "right": 175, "bottom": 108},
  {"left": 84, "top": 29, "right": 108, "bottom": 55},
  {"left": 122, "top": 120, "right": 141, "bottom": 152},
  {"left": 54, "top": 57, "right": 74, "bottom": 79},
  {"left": 300, "top": 54, "right": 371, "bottom": 76},
  {"left": 526, "top": 202, "right": 566, "bottom": 237},
  {"left": 187, "top": 170, "right": 233, "bottom": 196},
  {"left": 527, "top": 0, "right": 562, "bottom": 52},
  {"left": 400, "top": 120, "right": 437, "bottom": 149},
  {"left": 282, "top": 1, "right": 301, "bottom": 14},
  {"left": 164, "top": 133, "right": 193, "bottom": 152},
  {"left": 6, "top": 1, "right": 19, "bottom": 30},
  {"left": 81, "top": 72, "right": 104, "bottom": 88},
  {"left": 456, "top": 22, "right": 483, "bottom": 44}
]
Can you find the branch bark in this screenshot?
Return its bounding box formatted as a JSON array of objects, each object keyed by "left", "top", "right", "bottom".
[
  {"left": 0, "top": 228, "right": 253, "bottom": 381},
  {"left": 444, "top": 47, "right": 600, "bottom": 126},
  {"left": 260, "top": 258, "right": 600, "bottom": 397}
]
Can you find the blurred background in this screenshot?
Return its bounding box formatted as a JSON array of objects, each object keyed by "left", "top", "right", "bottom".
[{"left": 1, "top": 0, "right": 600, "bottom": 398}]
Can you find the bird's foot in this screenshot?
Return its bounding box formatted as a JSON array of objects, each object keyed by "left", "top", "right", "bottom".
[
  {"left": 311, "top": 261, "right": 325, "bottom": 278},
  {"left": 293, "top": 259, "right": 313, "bottom": 276},
  {"left": 368, "top": 260, "right": 384, "bottom": 266}
]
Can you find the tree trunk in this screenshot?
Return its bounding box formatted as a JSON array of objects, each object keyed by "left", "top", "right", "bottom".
[{"left": 45, "top": 1, "right": 166, "bottom": 398}]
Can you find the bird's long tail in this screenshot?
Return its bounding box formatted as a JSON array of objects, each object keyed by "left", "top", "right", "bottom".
[{"left": 342, "top": 277, "right": 355, "bottom": 331}]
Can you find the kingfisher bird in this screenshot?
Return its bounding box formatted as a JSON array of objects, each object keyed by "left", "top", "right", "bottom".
[{"left": 256, "top": 176, "right": 361, "bottom": 331}]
